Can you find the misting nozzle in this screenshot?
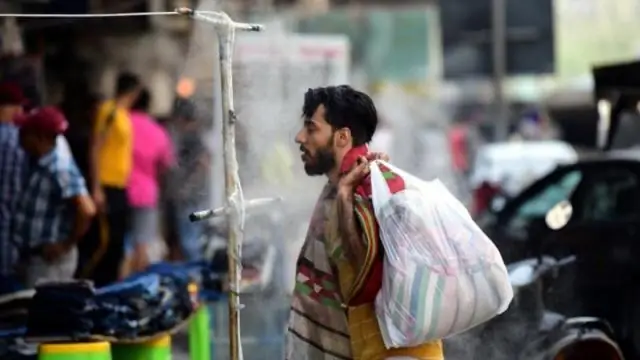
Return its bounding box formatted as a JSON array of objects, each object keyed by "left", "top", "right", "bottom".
[
  {"left": 175, "top": 7, "right": 194, "bottom": 16},
  {"left": 188, "top": 197, "right": 283, "bottom": 222}
]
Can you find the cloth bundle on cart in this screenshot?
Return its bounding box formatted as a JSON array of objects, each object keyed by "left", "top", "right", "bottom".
[
  {"left": 25, "top": 268, "right": 199, "bottom": 340},
  {"left": 0, "top": 260, "right": 225, "bottom": 343}
]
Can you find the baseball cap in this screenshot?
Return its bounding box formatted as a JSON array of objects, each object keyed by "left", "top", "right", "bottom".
[
  {"left": 0, "top": 82, "right": 27, "bottom": 106},
  {"left": 14, "top": 107, "right": 68, "bottom": 135}
]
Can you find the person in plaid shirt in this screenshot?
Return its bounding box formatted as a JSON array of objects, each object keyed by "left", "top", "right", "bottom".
[
  {"left": 12, "top": 107, "right": 95, "bottom": 287},
  {"left": 0, "top": 82, "right": 26, "bottom": 292}
]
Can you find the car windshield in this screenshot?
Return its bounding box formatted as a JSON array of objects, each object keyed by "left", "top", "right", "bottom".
[{"left": 506, "top": 170, "right": 583, "bottom": 231}]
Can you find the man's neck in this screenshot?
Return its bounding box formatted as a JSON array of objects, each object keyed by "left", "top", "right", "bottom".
[
  {"left": 327, "top": 145, "right": 365, "bottom": 184},
  {"left": 327, "top": 148, "right": 350, "bottom": 184},
  {"left": 327, "top": 167, "right": 340, "bottom": 185}
]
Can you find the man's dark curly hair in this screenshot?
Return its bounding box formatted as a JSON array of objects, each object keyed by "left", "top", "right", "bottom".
[{"left": 302, "top": 85, "right": 378, "bottom": 146}]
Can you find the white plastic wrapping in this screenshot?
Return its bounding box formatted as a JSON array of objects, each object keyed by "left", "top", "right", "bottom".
[{"left": 370, "top": 160, "right": 513, "bottom": 348}]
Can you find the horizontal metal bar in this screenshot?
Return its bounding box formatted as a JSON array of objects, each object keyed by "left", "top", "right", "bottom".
[
  {"left": 0, "top": 11, "right": 178, "bottom": 18},
  {"left": 189, "top": 197, "right": 283, "bottom": 222}
]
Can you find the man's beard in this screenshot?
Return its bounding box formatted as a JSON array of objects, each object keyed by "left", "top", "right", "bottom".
[{"left": 302, "top": 145, "right": 336, "bottom": 176}]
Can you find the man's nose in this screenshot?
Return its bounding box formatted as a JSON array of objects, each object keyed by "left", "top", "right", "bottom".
[{"left": 294, "top": 129, "right": 305, "bottom": 144}]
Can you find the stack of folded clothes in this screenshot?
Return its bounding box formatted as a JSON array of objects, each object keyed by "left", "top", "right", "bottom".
[
  {"left": 0, "top": 333, "right": 36, "bottom": 360},
  {"left": 141, "top": 261, "right": 223, "bottom": 302},
  {"left": 25, "top": 267, "right": 206, "bottom": 341},
  {"left": 0, "top": 290, "right": 34, "bottom": 332},
  {"left": 0, "top": 289, "right": 36, "bottom": 360},
  {"left": 26, "top": 281, "right": 95, "bottom": 340},
  {"left": 92, "top": 275, "right": 163, "bottom": 338}
]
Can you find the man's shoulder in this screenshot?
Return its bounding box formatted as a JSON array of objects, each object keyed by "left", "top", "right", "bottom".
[
  {"left": 50, "top": 157, "right": 86, "bottom": 197},
  {"left": 51, "top": 141, "right": 81, "bottom": 176}
]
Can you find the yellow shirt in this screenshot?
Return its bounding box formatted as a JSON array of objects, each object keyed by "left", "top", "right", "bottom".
[{"left": 94, "top": 100, "right": 132, "bottom": 188}]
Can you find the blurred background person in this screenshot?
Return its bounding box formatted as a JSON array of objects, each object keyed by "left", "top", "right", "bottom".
[
  {"left": 511, "top": 108, "right": 561, "bottom": 141},
  {"left": 170, "top": 99, "right": 209, "bottom": 262},
  {"left": 13, "top": 107, "right": 95, "bottom": 287},
  {"left": 121, "top": 88, "right": 174, "bottom": 277},
  {"left": 449, "top": 115, "right": 483, "bottom": 195},
  {"left": 60, "top": 78, "right": 101, "bottom": 189},
  {"left": 76, "top": 71, "right": 140, "bottom": 287},
  {"left": 0, "top": 82, "right": 26, "bottom": 293}
]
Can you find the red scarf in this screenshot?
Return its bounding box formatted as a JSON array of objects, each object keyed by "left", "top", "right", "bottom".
[{"left": 339, "top": 145, "right": 405, "bottom": 305}]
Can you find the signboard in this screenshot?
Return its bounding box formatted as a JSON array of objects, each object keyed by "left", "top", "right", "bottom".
[
  {"left": 439, "top": 0, "right": 555, "bottom": 78},
  {"left": 296, "top": 8, "right": 430, "bottom": 84},
  {"left": 233, "top": 33, "right": 350, "bottom": 103}
]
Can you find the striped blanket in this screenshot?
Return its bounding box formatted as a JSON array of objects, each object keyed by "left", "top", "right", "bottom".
[{"left": 285, "top": 183, "right": 352, "bottom": 360}]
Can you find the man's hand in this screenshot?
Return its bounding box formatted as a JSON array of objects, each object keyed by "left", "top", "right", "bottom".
[
  {"left": 42, "top": 241, "right": 72, "bottom": 263},
  {"left": 338, "top": 156, "right": 370, "bottom": 193},
  {"left": 337, "top": 152, "right": 390, "bottom": 193},
  {"left": 366, "top": 152, "right": 390, "bottom": 162},
  {"left": 92, "top": 187, "right": 106, "bottom": 213}
]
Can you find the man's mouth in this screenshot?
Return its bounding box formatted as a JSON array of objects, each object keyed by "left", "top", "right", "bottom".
[{"left": 300, "top": 148, "right": 309, "bottom": 161}]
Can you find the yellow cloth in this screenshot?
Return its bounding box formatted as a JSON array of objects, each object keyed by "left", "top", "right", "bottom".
[
  {"left": 325, "top": 201, "right": 443, "bottom": 360},
  {"left": 94, "top": 100, "right": 132, "bottom": 188},
  {"left": 348, "top": 304, "right": 443, "bottom": 360}
]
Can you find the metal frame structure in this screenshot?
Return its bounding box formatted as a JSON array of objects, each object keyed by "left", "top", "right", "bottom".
[{"left": 0, "top": 7, "right": 264, "bottom": 360}]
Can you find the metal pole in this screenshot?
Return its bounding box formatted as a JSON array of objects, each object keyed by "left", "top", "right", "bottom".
[
  {"left": 492, "top": 0, "right": 508, "bottom": 141},
  {"left": 216, "top": 18, "right": 243, "bottom": 360},
  {"left": 176, "top": 8, "right": 263, "bottom": 360}
]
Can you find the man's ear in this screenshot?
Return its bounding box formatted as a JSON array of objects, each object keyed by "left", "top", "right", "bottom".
[{"left": 335, "top": 128, "right": 352, "bottom": 148}]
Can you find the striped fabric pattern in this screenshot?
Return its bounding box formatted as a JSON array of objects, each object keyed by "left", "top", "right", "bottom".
[
  {"left": 285, "top": 183, "right": 353, "bottom": 360},
  {"left": 0, "top": 123, "right": 23, "bottom": 275}
]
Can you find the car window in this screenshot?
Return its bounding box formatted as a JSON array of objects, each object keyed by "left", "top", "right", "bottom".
[
  {"left": 579, "top": 168, "right": 640, "bottom": 221},
  {"left": 506, "top": 170, "right": 583, "bottom": 231}
]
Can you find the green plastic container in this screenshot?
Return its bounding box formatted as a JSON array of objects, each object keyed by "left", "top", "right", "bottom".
[
  {"left": 189, "top": 305, "right": 212, "bottom": 360},
  {"left": 38, "top": 341, "right": 112, "bottom": 360},
  {"left": 111, "top": 335, "right": 171, "bottom": 360}
]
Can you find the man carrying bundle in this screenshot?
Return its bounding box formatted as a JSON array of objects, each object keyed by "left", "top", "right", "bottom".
[{"left": 286, "top": 85, "right": 444, "bottom": 360}]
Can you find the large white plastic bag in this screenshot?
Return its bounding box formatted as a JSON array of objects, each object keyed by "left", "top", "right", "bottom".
[{"left": 370, "top": 160, "right": 513, "bottom": 348}]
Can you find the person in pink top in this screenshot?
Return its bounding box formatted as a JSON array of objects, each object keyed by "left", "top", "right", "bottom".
[{"left": 123, "top": 88, "right": 174, "bottom": 276}]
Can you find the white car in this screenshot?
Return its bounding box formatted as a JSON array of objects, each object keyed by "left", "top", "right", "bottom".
[{"left": 470, "top": 141, "right": 578, "bottom": 212}]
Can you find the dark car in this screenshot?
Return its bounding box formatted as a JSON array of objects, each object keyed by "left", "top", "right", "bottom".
[
  {"left": 479, "top": 150, "right": 640, "bottom": 264},
  {"left": 477, "top": 149, "right": 640, "bottom": 356}
]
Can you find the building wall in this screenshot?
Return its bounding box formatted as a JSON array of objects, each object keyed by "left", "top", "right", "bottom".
[
  {"left": 555, "top": 0, "right": 640, "bottom": 79},
  {"left": 90, "top": 31, "right": 187, "bottom": 116}
]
